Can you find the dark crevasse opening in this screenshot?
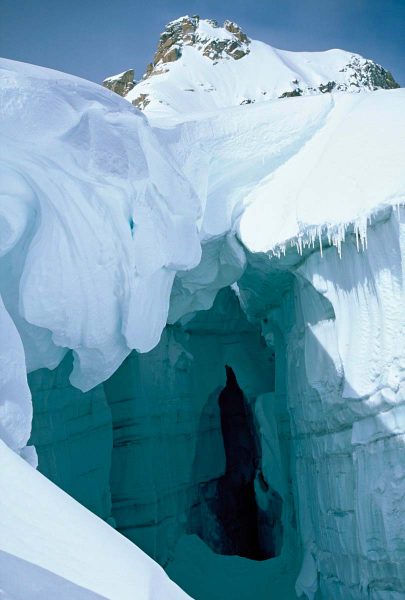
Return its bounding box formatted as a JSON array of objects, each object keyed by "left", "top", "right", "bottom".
[
  {"left": 217, "top": 365, "right": 262, "bottom": 559},
  {"left": 29, "top": 286, "right": 289, "bottom": 580},
  {"left": 190, "top": 365, "right": 283, "bottom": 561}
]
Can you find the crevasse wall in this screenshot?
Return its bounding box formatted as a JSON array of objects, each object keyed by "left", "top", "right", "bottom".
[
  {"left": 27, "top": 209, "right": 404, "bottom": 599},
  {"left": 271, "top": 208, "right": 405, "bottom": 599},
  {"left": 103, "top": 288, "right": 275, "bottom": 566},
  {"left": 3, "top": 51, "right": 401, "bottom": 595},
  {"left": 29, "top": 352, "right": 113, "bottom": 522}
]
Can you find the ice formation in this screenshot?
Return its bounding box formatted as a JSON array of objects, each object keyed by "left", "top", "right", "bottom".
[{"left": 1, "top": 14, "right": 405, "bottom": 600}]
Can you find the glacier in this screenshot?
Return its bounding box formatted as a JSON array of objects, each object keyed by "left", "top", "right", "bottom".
[{"left": 1, "top": 14, "right": 405, "bottom": 600}]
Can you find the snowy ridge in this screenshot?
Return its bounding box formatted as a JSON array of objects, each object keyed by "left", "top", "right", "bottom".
[{"left": 104, "top": 15, "right": 400, "bottom": 115}]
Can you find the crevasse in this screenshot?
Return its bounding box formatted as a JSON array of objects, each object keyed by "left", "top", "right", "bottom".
[{"left": 0, "top": 53, "right": 404, "bottom": 600}]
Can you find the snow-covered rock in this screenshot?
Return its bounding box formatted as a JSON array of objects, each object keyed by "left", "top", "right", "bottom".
[
  {"left": 102, "top": 68, "right": 136, "bottom": 96},
  {"left": 105, "top": 15, "right": 399, "bottom": 116}
]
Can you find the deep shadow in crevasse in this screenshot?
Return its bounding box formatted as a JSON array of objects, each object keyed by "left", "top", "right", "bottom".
[{"left": 188, "top": 365, "right": 283, "bottom": 561}]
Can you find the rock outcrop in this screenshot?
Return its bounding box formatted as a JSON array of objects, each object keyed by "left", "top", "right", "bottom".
[
  {"left": 147, "top": 15, "right": 251, "bottom": 76},
  {"left": 278, "top": 57, "right": 399, "bottom": 98},
  {"left": 102, "top": 68, "right": 135, "bottom": 96}
]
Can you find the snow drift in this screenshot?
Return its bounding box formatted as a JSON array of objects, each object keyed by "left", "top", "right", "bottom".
[{"left": 0, "top": 57, "right": 201, "bottom": 392}]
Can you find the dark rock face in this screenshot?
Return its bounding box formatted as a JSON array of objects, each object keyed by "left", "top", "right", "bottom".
[
  {"left": 318, "top": 81, "right": 336, "bottom": 94},
  {"left": 102, "top": 69, "right": 135, "bottom": 97},
  {"left": 131, "top": 93, "right": 150, "bottom": 110},
  {"left": 279, "top": 89, "right": 303, "bottom": 98}
]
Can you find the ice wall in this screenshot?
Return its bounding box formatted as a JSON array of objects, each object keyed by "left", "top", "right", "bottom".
[
  {"left": 251, "top": 208, "right": 405, "bottom": 599},
  {"left": 24, "top": 210, "right": 404, "bottom": 599},
  {"left": 103, "top": 288, "right": 275, "bottom": 566},
  {"left": 29, "top": 352, "right": 113, "bottom": 521}
]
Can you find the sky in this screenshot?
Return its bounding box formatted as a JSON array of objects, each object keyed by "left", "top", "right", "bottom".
[{"left": 0, "top": 0, "right": 404, "bottom": 86}]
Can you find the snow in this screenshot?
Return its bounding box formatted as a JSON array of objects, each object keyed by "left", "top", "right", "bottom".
[
  {"left": 126, "top": 24, "right": 394, "bottom": 117},
  {"left": 238, "top": 90, "right": 405, "bottom": 254},
  {"left": 103, "top": 70, "right": 132, "bottom": 82},
  {"left": 0, "top": 293, "right": 33, "bottom": 456},
  {"left": 0, "top": 57, "right": 201, "bottom": 391},
  {"left": 1, "top": 56, "right": 403, "bottom": 393},
  {"left": 0, "top": 439, "right": 190, "bottom": 599},
  {"left": 153, "top": 90, "right": 405, "bottom": 258},
  {"left": 196, "top": 20, "right": 234, "bottom": 41}
]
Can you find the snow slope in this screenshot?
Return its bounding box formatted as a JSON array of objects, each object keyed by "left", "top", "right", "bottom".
[
  {"left": 0, "top": 439, "right": 190, "bottom": 599},
  {"left": 152, "top": 90, "right": 405, "bottom": 325}
]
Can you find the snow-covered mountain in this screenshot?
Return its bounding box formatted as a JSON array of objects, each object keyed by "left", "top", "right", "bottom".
[
  {"left": 1, "top": 14, "right": 404, "bottom": 600},
  {"left": 103, "top": 15, "right": 399, "bottom": 116}
]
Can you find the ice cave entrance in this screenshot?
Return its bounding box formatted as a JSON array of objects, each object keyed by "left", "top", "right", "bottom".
[
  {"left": 29, "top": 281, "right": 297, "bottom": 596},
  {"left": 190, "top": 364, "right": 283, "bottom": 561}
]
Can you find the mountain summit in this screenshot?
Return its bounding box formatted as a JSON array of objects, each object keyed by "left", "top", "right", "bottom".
[{"left": 103, "top": 15, "right": 399, "bottom": 115}]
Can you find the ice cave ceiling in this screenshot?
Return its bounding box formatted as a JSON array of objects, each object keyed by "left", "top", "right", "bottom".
[{"left": 0, "top": 15, "right": 405, "bottom": 600}]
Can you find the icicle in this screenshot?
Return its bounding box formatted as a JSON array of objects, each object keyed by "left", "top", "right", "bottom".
[
  {"left": 318, "top": 227, "right": 323, "bottom": 257},
  {"left": 355, "top": 224, "right": 360, "bottom": 252}
]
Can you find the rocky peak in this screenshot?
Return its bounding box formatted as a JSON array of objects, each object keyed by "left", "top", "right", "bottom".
[
  {"left": 102, "top": 69, "right": 136, "bottom": 96},
  {"left": 145, "top": 15, "right": 251, "bottom": 78},
  {"left": 101, "top": 16, "right": 399, "bottom": 114}
]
